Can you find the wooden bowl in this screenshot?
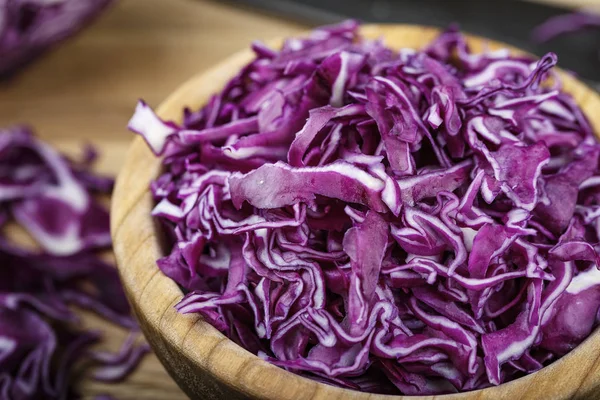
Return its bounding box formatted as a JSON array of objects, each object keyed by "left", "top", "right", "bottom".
[{"left": 111, "top": 25, "right": 600, "bottom": 400}]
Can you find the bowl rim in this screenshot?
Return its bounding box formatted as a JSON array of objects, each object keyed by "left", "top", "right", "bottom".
[{"left": 111, "top": 24, "right": 600, "bottom": 400}]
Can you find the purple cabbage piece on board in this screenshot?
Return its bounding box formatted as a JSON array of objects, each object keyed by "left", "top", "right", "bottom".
[{"left": 0, "top": 0, "right": 114, "bottom": 78}]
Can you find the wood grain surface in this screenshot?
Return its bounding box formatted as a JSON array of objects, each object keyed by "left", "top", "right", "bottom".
[
  {"left": 530, "top": 0, "right": 600, "bottom": 9},
  {"left": 0, "top": 0, "right": 596, "bottom": 399}
]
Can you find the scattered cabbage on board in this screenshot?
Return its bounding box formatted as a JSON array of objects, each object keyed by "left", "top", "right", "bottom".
[{"left": 0, "top": 126, "right": 148, "bottom": 399}]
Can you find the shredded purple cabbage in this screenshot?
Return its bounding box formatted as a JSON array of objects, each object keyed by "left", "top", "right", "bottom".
[
  {"left": 0, "top": 126, "right": 148, "bottom": 399},
  {"left": 532, "top": 11, "right": 600, "bottom": 43},
  {"left": 0, "top": 0, "right": 113, "bottom": 78},
  {"left": 131, "top": 21, "right": 600, "bottom": 394}
]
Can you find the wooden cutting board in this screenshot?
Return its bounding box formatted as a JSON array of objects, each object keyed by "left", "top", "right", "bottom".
[{"left": 0, "top": 0, "right": 591, "bottom": 398}]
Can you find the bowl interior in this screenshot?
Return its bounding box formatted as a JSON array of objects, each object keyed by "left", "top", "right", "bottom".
[{"left": 111, "top": 25, "right": 600, "bottom": 400}]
